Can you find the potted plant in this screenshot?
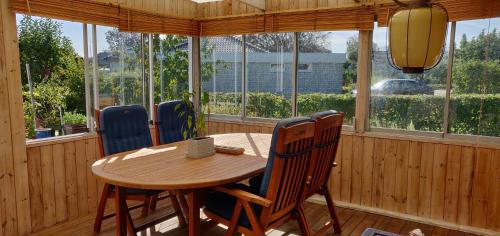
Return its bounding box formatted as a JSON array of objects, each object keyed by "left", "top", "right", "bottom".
[
  {"left": 63, "top": 112, "right": 89, "bottom": 135},
  {"left": 177, "top": 91, "right": 213, "bottom": 158}
]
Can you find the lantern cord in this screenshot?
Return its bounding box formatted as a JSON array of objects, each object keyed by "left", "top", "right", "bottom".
[{"left": 475, "top": 19, "right": 491, "bottom": 142}]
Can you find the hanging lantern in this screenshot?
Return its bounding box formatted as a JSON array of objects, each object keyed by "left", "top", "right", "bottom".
[{"left": 388, "top": 0, "right": 448, "bottom": 73}]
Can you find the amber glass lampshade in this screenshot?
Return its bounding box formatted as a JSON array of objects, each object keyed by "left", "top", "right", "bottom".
[{"left": 388, "top": 5, "right": 448, "bottom": 73}]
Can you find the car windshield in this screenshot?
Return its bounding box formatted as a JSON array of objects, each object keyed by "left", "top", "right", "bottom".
[{"left": 372, "top": 80, "right": 386, "bottom": 89}]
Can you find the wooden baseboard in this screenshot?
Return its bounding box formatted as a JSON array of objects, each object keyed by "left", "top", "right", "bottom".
[{"left": 306, "top": 196, "right": 499, "bottom": 236}]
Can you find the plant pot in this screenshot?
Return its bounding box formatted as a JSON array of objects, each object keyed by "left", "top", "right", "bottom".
[
  {"left": 35, "top": 128, "right": 53, "bottom": 139},
  {"left": 64, "top": 124, "right": 89, "bottom": 135},
  {"left": 186, "top": 136, "right": 215, "bottom": 159}
]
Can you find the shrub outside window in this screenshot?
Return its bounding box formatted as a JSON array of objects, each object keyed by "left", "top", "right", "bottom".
[{"left": 448, "top": 18, "right": 500, "bottom": 137}]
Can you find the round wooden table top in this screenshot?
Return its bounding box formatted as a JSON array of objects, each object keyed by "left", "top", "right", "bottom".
[{"left": 91, "top": 133, "right": 272, "bottom": 190}]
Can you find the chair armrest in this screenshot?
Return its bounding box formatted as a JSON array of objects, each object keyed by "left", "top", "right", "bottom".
[
  {"left": 214, "top": 186, "right": 272, "bottom": 208},
  {"left": 333, "top": 162, "right": 338, "bottom": 167}
]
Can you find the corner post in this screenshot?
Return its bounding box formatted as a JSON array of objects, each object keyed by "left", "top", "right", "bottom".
[{"left": 355, "top": 30, "right": 373, "bottom": 133}]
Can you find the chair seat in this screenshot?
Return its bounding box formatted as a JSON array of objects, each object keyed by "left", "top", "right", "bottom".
[
  {"left": 205, "top": 184, "right": 262, "bottom": 229},
  {"left": 108, "top": 185, "right": 162, "bottom": 196}
]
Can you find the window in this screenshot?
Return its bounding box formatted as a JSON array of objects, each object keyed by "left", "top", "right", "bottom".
[
  {"left": 200, "top": 36, "right": 242, "bottom": 116},
  {"left": 96, "top": 27, "right": 147, "bottom": 109},
  {"left": 297, "top": 31, "right": 358, "bottom": 125},
  {"left": 370, "top": 23, "right": 450, "bottom": 132},
  {"left": 298, "top": 64, "right": 313, "bottom": 72},
  {"left": 448, "top": 18, "right": 500, "bottom": 137},
  {"left": 153, "top": 34, "right": 190, "bottom": 103},
  {"left": 18, "top": 15, "right": 87, "bottom": 139},
  {"left": 245, "top": 33, "right": 293, "bottom": 119}
]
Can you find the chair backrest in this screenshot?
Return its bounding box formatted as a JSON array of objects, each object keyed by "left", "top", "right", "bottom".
[
  {"left": 154, "top": 100, "right": 196, "bottom": 145},
  {"left": 304, "top": 110, "right": 344, "bottom": 198},
  {"left": 258, "top": 117, "right": 316, "bottom": 225},
  {"left": 95, "top": 105, "right": 153, "bottom": 157}
]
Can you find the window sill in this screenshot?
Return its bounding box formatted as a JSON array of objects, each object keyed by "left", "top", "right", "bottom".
[
  {"left": 359, "top": 130, "right": 499, "bottom": 149},
  {"left": 26, "top": 132, "right": 97, "bottom": 148}
]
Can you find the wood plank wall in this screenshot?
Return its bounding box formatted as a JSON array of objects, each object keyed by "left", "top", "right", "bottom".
[
  {"left": 91, "top": 0, "right": 198, "bottom": 19},
  {"left": 25, "top": 136, "right": 102, "bottom": 233},
  {"left": 208, "top": 120, "right": 500, "bottom": 233}
]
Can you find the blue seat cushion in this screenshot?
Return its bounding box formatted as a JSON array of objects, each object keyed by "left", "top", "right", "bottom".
[
  {"left": 109, "top": 185, "right": 161, "bottom": 196},
  {"left": 258, "top": 117, "right": 313, "bottom": 196},
  {"left": 99, "top": 105, "right": 153, "bottom": 156},
  {"left": 157, "top": 100, "right": 196, "bottom": 145},
  {"left": 205, "top": 184, "right": 262, "bottom": 229},
  {"left": 311, "top": 110, "right": 338, "bottom": 120}
]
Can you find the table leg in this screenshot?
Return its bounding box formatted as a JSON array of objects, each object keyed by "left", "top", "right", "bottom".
[
  {"left": 188, "top": 191, "right": 200, "bottom": 236},
  {"left": 115, "top": 186, "right": 127, "bottom": 236}
]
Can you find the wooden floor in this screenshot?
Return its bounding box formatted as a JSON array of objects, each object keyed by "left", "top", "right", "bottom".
[{"left": 30, "top": 200, "right": 476, "bottom": 236}]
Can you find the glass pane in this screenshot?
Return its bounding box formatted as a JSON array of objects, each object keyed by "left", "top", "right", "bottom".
[
  {"left": 449, "top": 18, "right": 500, "bottom": 137},
  {"left": 370, "top": 23, "right": 450, "bottom": 132},
  {"left": 153, "top": 34, "right": 190, "bottom": 104},
  {"left": 17, "top": 15, "right": 87, "bottom": 139},
  {"left": 200, "top": 36, "right": 243, "bottom": 116},
  {"left": 96, "top": 27, "right": 146, "bottom": 109},
  {"left": 245, "top": 33, "right": 293, "bottom": 119},
  {"left": 297, "top": 31, "right": 358, "bottom": 125}
]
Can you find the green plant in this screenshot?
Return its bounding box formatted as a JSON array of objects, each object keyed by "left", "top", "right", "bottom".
[
  {"left": 63, "top": 112, "right": 86, "bottom": 125},
  {"left": 177, "top": 91, "right": 211, "bottom": 139}
]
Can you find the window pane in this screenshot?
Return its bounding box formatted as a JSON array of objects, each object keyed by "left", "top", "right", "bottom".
[
  {"left": 297, "top": 31, "right": 357, "bottom": 125},
  {"left": 153, "top": 34, "right": 190, "bottom": 103},
  {"left": 201, "top": 36, "right": 242, "bottom": 116},
  {"left": 18, "top": 15, "right": 87, "bottom": 139},
  {"left": 245, "top": 33, "right": 293, "bottom": 119},
  {"left": 96, "top": 27, "right": 146, "bottom": 109},
  {"left": 370, "top": 23, "right": 450, "bottom": 132},
  {"left": 449, "top": 18, "right": 500, "bottom": 137}
]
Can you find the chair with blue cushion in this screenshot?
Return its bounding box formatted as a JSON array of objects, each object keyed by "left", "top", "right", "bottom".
[
  {"left": 154, "top": 100, "right": 196, "bottom": 145},
  {"left": 93, "top": 105, "right": 185, "bottom": 234},
  {"left": 203, "top": 117, "right": 316, "bottom": 235},
  {"left": 303, "top": 110, "right": 344, "bottom": 235}
]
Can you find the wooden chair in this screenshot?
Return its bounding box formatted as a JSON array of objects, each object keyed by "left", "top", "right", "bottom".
[
  {"left": 203, "top": 117, "right": 316, "bottom": 236},
  {"left": 152, "top": 100, "right": 197, "bottom": 223},
  {"left": 93, "top": 105, "right": 185, "bottom": 234},
  {"left": 303, "top": 110, "right": 344, "bottom": 235}
]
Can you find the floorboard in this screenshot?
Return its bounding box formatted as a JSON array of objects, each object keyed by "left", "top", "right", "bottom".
[{"left": 28, "top": 201, "right": 478, "bottom": 236}]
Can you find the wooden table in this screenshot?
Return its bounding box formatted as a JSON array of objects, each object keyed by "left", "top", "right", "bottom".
[{"left": 92, "top": 133, "right": 272, "bottom": 236}]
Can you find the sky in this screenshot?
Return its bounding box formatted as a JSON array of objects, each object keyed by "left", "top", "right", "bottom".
[{"left": 16, "top": 14, "right": 499, "bottom": 57}]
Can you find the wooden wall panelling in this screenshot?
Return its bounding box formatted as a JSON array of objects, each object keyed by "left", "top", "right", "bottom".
[
  {"left": 329, "top": 134, "right": 343, "bottom": 201},
  {"left": 381, "top": 139, "right": 396, "bottom": 212},
  {"left": 350, "top": 136, "right": 363, "bottom": 205},
  {"left": 417, "top": 142, "right": 434, "bottom": 218},
  {"left": 443, "top": 145, "right": 461, "bottom": 223},
  {"left": 52, "top": 143, "right": 68, "bottom": 224},
  {"left": 340, "top": 135, "right": 353, "bottom": 202},
  {"left": 360, "top": 137, "right": 374, "bottom": 206},
  {"left": 371, "top": 138, "right": 385, "bottom": 208},
  {"left": 75, "top": 140, "right": 89, "bottom": 216},
  {"left": 406, "top": 141, "right": 422, "bottom": 215},
  {"left": 1, "top": 1, "right": 32, "bottom": 235},
  {"left": 27, "top": 147, "right": 44, "bottom": 232},
  {"left": 40, "top": 145, "right": 57, "bottom": 228},
  {"left": 471, "top": 148, "right": 492, "bottom": 228},
  {"left": 86, "top": 138, "right": 98, "bottom": 213},
  {"left": 457, "top": 146, "right": 474, "bottom": 226},
  {"left": 430, "top": 144, "right": 447, "bottom": 220},
  {"left": 394, "top": 140, "right": 409, "bottom": 213},
  {"left": 64, "top": 142, "right": 79, "bottom": 221}
]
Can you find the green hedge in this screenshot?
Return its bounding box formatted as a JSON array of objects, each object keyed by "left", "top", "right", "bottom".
[{"left": 207, "top": 92, "right": 500, "bottom": 137}]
